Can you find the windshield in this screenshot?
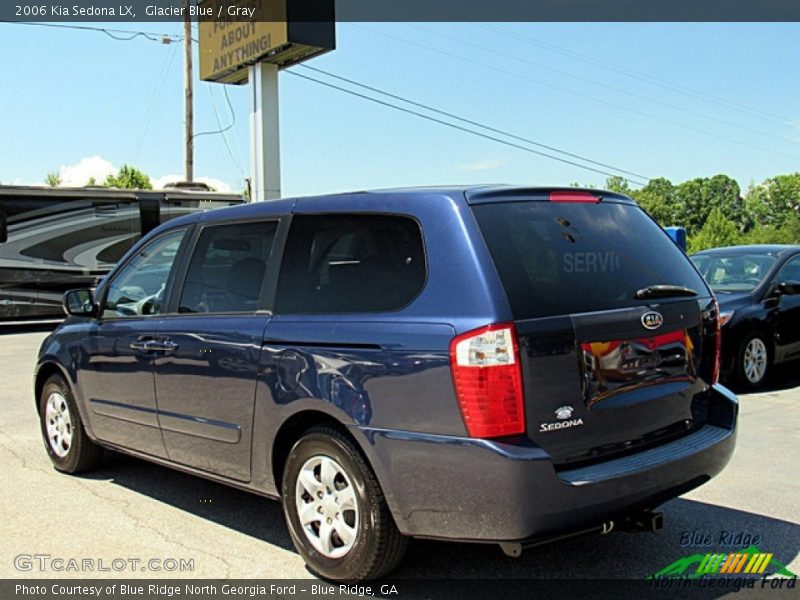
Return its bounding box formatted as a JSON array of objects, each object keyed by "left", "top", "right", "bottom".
[{"left": 690, "top": 253, "right": 777, "bottom": 293}]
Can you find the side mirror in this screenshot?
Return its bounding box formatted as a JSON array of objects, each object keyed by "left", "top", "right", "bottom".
[
  {"left": 63, "top": 289, "right": 98, "bottom": 317},
  {"left": 776, "top": 281, "right": 800, "bottom": 296},
  {"left": 0, "top": 213, "right": 7, "bottom": 244}
]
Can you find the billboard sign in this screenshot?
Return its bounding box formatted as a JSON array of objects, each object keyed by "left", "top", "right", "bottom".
[{"left": 199, "top": 0, "right": 335, "bottom": 84}]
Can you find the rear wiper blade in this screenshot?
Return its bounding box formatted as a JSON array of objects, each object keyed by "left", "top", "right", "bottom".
[{"left": 634, "top": 284, "right": 698, "bottom": 300}]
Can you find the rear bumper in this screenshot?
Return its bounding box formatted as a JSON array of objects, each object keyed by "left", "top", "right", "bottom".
[{"left": 356, "top": 384, "right": 737, "bottom": 542}]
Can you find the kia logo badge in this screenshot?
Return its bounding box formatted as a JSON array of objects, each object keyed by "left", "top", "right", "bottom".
[
  {"left": 554, "top": 406, "right": 574, "bottom": 420},
  {"left": 641, "top": 311, "right": 664, "bottom": 330}
]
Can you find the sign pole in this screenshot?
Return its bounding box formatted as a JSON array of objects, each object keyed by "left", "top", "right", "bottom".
[{"left": 249, "top": 62, "right": 281, "bottom": 201}]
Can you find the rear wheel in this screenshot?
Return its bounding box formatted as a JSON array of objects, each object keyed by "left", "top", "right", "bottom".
[
  {"left": 39, "top": 374, "right": 103, "bottom": 473},
  {"left": 735, "top": 331, "right": 771, "bottom": 389},
  {"left": 281, "top": 426, "right": 407, "bottom": 581}
]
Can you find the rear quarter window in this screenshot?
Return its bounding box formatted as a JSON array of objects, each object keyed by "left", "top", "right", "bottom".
[
  {"left": 276, "top": 214, "right": 426, "bottom": 314},
  {"left": 472, "top": 200, "right": 709, "bottom": 319}
]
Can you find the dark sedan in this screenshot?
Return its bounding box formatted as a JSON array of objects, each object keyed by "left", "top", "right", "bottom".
[{"left": 691, "top": 245, "right": 800, "bottom": 388}]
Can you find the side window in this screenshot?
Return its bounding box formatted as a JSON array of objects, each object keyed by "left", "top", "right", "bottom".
[
  {"left": 777, "top": 256, "right": 800, "bottom": 283},
  {"left": 178, "top": 221, "right": 278, "bottom": 314},
  {"left": 276, "top": 214, "right": 426, "bottom": 314},
  {"left": 103, "top": 229, "right": 186, "bottom": 318}
]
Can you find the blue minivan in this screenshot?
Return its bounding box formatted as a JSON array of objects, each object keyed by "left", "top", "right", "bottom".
[{"left": 36, "top": 186, "right": 737, "bottom": 580}]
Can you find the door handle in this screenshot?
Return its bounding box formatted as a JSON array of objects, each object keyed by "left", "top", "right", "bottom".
[
  {"left": 130, "top": 339, "right": 178, "bottom": 353},
  {"left": 151, "top": 339, "right": 179, "bottom": 352},
  {"left": 130, "top": 339, "right": 155, "bottom": 352}
]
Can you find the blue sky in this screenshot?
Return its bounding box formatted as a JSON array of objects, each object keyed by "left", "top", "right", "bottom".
[{"left": 1, "top": 22, "right": 799, "bottom": 196}]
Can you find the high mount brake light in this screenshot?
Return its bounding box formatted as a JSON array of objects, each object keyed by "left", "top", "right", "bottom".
[
  {"left": 549, "top": 191, "right": 601, "bottom": 203},
  {"left": 449, "top": 324, "right": 525, "bottom": 438}
]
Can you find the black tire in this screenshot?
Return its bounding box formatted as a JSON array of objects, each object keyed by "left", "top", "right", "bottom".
[
  {"left": 734, "top": 330, "right": 772, "bottom": 390},
  {"left": 38, "top": 374, "right": 103, "bottom": 473},
  {"left": 281, "top": 426, "right": 407, "bottom": 581}
]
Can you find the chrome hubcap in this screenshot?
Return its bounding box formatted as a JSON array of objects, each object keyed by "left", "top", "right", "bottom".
[
  {"left": 45, "top": 392, "right": 72, "bottom": 458},
  {"left": 295, "top": 455, "right": 359, "bottom": 558},
  {"left": 743, "top": 338, "right": 767, "bottom": 383}
]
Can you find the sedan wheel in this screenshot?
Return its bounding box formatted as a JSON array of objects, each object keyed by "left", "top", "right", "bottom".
[
  {"left": 736, "top": 332, "right": 771, "bottom": 389},
  {"left": 743, "top": 338, "right": 767, "bottom": 384}
]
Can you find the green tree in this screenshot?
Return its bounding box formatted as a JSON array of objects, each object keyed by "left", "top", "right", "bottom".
[
  {"left": 784, "top": 212, "right": 800, "bottom": 243},
  {"left": 633, "top": 177, "right": 679, "bottom": 226},
  {"left": 604, "top": 176, "right": 632, "bottom": 195},
  {"left": 86, "top": 176, "right": 97, "bottom": 186},
  {"left": 104, "top": 165, "right": 152, "bottom": 190},
  {"left": 740, "top": 223, "right": 794, "bottom": 245},
  {"left": 688, "top": 207, "right": 740, "bottom": 252},
  {"left": 45, "top": 171, "right": 61, "bottom": 187},
  {"left": 743, "top": 212, "right": 800, "bottom": 245},
  {"left": 743, "top": 173, "right": 800, "bottom": 230},
  {"left": 676, "top": 175, "right": 743, "bottom": 235}
]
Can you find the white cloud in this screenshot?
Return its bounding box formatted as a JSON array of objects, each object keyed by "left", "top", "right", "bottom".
[
  {"left": 151, "top": 174, "right": 234, "bottom": 192},
  {"left": 40, "top": 156, "right": 235, "bottom": 192},
  {"left": 150, "top": 174, "right": 182, "bottom": 189},
  {"left": 57, "top": 156, "right": 116, "bottom": 186},
  {"left": 457, "top": 158, "right": 507, "bottom": 172}
]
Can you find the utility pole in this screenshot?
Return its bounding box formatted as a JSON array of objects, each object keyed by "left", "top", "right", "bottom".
[{"left": 183, "top": 0, "right": 194, "bottom": 182}]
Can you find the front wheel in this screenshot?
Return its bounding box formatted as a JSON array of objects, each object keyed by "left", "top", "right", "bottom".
[
  {"left": 735, "top": 331, "right": 771, "bottom": 389},
  {"left": 281, "top": 426, "right": 407, "bottom": 581},
  {"left": 39, "top": 374, "right": 103, "bottom": 473}
]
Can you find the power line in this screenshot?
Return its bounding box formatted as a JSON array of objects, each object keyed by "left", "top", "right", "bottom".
[
  {"left": 285, "top": 69, "right": 650, "bottom": 186},
  {"left": 407, "top": 24, "right": 799, "bottom": 148},
  {"left": 206, "top": 85, "right": 247, "bottom": 180},
  {"left": 131, "top": 36, "right": 180, "bottom": 164},
  {"left": 477, "top": 23, "right": 792, "bottom": 127},
  {"left": 193, "top": 85, "right": 236, "bottom": 141},
  {"left": 0, "top": 20, "right": 184, "bottom": 43},
  {"left": 7, "top": 18, "right": 242, "bottom": 175},
  {"left": 298, "top": 64, "right": 651, "bottom": 182},
  {"left": 354, "top": 24, "right": 800, "bottom": 162}
]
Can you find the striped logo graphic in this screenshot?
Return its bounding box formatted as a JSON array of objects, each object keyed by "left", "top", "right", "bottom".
[
  {"left": 648, "top": 545, "right": 796, "bottom": 579},
  {"left": 697, "top": 552, "right": 773, "bottom": 575}
]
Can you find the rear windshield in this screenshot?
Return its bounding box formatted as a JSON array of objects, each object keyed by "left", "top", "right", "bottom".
[{"left": 472, "top": 200, "right": 709, "bottom": 319}]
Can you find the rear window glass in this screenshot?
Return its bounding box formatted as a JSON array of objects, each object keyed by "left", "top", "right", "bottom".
[
  {"left": 472, "top": 201, "right": 709, "bottom": 319},
  {"left": 276, "top": 214, "right": 426, "bottom": 314}
]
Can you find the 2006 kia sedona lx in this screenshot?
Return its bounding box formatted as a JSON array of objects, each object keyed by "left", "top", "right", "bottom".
[{"left": 36, "top": 187, "right": 737, "bottom": 580}]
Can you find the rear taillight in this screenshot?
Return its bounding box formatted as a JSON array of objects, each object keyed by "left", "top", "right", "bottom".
[
  {"left": 712, "top": 298, "right": 721, "bottom": 385},
  {"left": 449, "top": 323, "right": 525, "bottom": 438}
]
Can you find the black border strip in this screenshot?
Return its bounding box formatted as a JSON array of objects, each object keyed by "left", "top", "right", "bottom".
[{"left": 2, "top": 0, "right": 800, "bottom": 23}]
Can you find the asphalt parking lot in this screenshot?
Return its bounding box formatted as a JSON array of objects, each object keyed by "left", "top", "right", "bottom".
[{"left": 1, "top": 329, "right": 798, "bottom": 587}]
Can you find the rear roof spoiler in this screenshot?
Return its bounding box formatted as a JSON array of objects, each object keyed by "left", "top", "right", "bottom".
[{"left": 464, "top": 186, "right": 634, "bottom": 205}]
